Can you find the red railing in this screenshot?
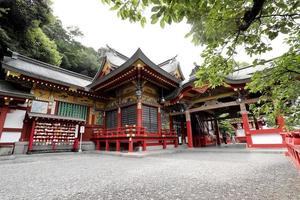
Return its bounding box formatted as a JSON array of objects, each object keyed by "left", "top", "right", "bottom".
[
  {"left": 161, "top": 129, "right": 177, "bottom": 136},
  {"left": 285, "top": 130, "right": 300, "bottom": 169},
  {"left": 92, "top": 125, "right": 146, "bottom": 138},
  {"left": 92, "top": 126, "right": 177, "bottom": 138}
]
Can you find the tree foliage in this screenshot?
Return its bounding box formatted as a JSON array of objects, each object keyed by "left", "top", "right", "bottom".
[
  {"left": 43, "top": 19, "right": 100, "bottom": 76},
  {"left": 25, "top": 24, "right": 62, "bottom": 66},
  {"left": 219, "top": 120, "right": 235, "bottom": 136},
  {"left": 0, "top": 0, "right": 99, "bottom": 77},
  {"left": 102, "top": 0, "right": 300, "bottom": 128}
]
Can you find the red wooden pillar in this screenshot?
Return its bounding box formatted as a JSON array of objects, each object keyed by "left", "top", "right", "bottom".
[
  {"left": 240, "top": 103, "right": 252, "bottom": 147},
  {"left": 20, "top": 106, "right": 31, "bottom": 141},
  {"left": 157, "top": 107, "right": 162, "bottom": 135},
  {"left": 27, "top": 120, "right": 36, "bottom": 153},
  {"left": 92, "top": 114, "right": 95, "bottom": 125},
  {"left": 241, "top": 112, "right": 252, "bottom": 147},
  {"left": 214, "top": 119, "right": 221, "bottom": 146},
  {"left": 0, "top": 105, "right": 9, "bottom": 140},
  {"left": 20, "top": 120, "right": 29, "bottom": 141},
  {"left": 253, "top": 116, "right": 260, "bottom": 130},
  {"left": 180, "top": 120, "right": 185, "bottom": 143},
  {"left": 142, "top": 140, "right": 147, "bottom": 151},
  {"left": 277, "top": 116, "right": 285, "bottom": 131},
  {"left": 137, "top": 101, "right": 142, "bottom": 134},
  {"left": 277, "top": 116, "right": 286, "bottom": 144},
  {"left": 163, "top": 139, "right": 167, "bottom": 149},
  {"left": 174, "top": 138, "right": 178, "bottom": 148},
  {"left": 73, "top": 138, "right": 79, "bottom": 152},
  {"left": 169, "top": 115, "right": 173, "bottom": 130},
  {"left": 103, "top": 111, "right": 106, "bottom": 130},
  {"left": 73, "top": 125, "right": 79, "bottom": 151},
  {"left": 116, "top": 140, "right": 120, "bottom": 152},
  {"left": 185, "top": 111, "right": 193, "bottom": 148},
  {"left": 105, "top": 140, "right": 109, "bottom": 151},
  {"left": 128, "top": 138, "right": 133, "bottom": 152},
  {"left": 96, "top": 140, "right": 100, "bottom": 151},
  {"left": 117, "top": 107, "right": 121, "bottom": 130}
]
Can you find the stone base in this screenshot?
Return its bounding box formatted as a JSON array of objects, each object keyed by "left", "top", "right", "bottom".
[
  {"left": 146, "top": 145, "right": 177, "bottom": 151},
  {"left": 14, "top": 142, "right": 29, "bottom": 155},
  {"left": 0, "top": 146, "right": 14, "bottom": 156},
  {"left": 80, "top": 141, "right": 96, "bottom": 151},
  {"left": 31, "top": 144, "right": 73, "bottom": 152},
  {"left": 11, "top": 141, "right": 95, "bottom": 154}
]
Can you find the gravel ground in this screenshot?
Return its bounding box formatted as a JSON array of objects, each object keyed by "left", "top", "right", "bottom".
[{"left": 0, "top": 152, "right": 299, "bottom": 200}]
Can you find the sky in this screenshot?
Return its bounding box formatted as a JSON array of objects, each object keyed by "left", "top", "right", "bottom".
[{"left": 51, "top": 0, "right": 288, "bottom": 79}]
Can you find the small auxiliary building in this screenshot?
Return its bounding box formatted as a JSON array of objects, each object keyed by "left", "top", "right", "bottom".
[{"left": 0, "top": 46, "right": 286, "bottom": 154}]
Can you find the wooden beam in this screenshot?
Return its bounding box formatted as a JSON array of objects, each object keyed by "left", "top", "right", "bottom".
[
  {"left": 189, "top": 98, "right": 259, "bottom": 113},
  {"left": 170, "top": 111, "right": 185, "bottom": 116},
  {"left": 191, "top": 92, "right": 236, "bottom": 104},
  {"left": 169, "top": 98, "right": 259, "bottom": 116}
]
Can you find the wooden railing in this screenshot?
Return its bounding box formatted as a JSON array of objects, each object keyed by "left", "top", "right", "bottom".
[
  {"left": 285, "top": 130, "right": 300, "bottom": 169},
  {"left": 92, "top": 126, "right": 177, "bottom": 138},
  {"left": 161, "top": 129, "right": 177, "bottom": 136},
  {"left": 93, "top": 126, "right": 145, "bottom": 137}
]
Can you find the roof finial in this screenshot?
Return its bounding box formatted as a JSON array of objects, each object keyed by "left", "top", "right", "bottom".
[{"left": 169, "top": 55, "right": 178, "bottom": 64}]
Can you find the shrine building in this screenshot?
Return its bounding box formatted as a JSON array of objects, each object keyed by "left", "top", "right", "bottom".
[{"left": 0, "top": 46, "right": 287, "bottom": 154}]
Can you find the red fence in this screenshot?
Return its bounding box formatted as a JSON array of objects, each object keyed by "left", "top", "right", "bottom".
[
  {"left": 285, "top": 130, "right": 300, "bottom": 169},
  {"left": 92, "top": 125, "right": 176, "bottom": 138},
  {"left": 90, "top": 125, "right": 178, "bottom": 152}
]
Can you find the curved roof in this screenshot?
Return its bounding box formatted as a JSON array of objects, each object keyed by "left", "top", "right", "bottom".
[
  {"left": 93, "top": 46, "right": 184, "bottom": 82},
  {"left": 158, "top": 56, "right": 185, "bottom": 81},
  {"left": 89, "top": 48, "right": 182, "bottom": 89},
  {"left": 1, "top": 47, "right": 275, "bottom": 101},
  {"left": 0, "top": 80, "right": 34, "bottom": 99},
  {"left": 101, "top": 45, "right": 128, "bottom": 67},
  {"left": 166, "top": 70, "right": 253, "bottom": 100},
  {"left": 2, "top": 53, "right": 92, "bottom": 89}
]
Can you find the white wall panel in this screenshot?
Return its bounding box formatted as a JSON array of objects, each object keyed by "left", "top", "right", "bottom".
[
  {"left": 251, "top": 134, "right": 283, "bottom": 144},
  {"left": 236, "top": 129, "right": 245, "bottom": 137},
  {"left": 3, "top": 109, "right": 26, "bottom": 128},
  {"left": 0, "top": 132, "right": 21, "bottom": 142}
]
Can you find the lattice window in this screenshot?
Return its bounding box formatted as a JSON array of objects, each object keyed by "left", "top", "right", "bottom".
[
  {"left": 57, "top": 102, "right": 87, "bottom": 120},
  {"left": 122, "top": 105, "right": 136, "bottom": 126},
  {"left": 105, "top": 109, "right": 117, "bottom": 129},
  {"left": 142, "top": 105, "right": 158, "bottom": 133}
]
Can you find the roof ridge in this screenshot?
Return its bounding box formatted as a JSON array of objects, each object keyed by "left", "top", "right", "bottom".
[
  {"left": 175, "top": 61, "right": 185, "bottom": 81},
  {"left": 158, "top": 55, "right": 178, "bottom": 67},
  {"left": 106, "top": 45, "right": 129, "bottom": 60},
  {"left": 13, "top": 52, "right": 93, "bottom": 81},
  {"left": 88, "top": 48, "right": 181, "bottom": 89}
]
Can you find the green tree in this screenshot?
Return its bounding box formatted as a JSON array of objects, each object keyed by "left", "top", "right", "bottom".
[
  {"left": 219, "top": 120, "right": 235, "bottom": 136},
  {"left": 43, "top": 19, "right": 99, "bottom": 77},
  {"left": 24, "top": 23, "right": 62, "bottom": 65},
  {"left": 101, "top": 0, "right": 300, "bottom": 128},
  {"left": 0, "top": 0, "right": 61, "bottom": 65},
  {"left": 0, "top": 0, "right": 100, "bottom": 77}
]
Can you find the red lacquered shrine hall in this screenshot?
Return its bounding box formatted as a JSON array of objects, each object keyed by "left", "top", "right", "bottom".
[{"left": 0, "top": 46, "right": 287, "bottom": 154}]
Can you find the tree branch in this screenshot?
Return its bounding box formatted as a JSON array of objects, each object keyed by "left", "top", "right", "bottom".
[
  {"left": 286, "top": 68, "right": 300, "bottom": 75},
  {"left": 239, "top": 0, "right": 266, "bottom": 31},
  {"left": 256, "top": 13, "right": 300, "bottom": 19}
]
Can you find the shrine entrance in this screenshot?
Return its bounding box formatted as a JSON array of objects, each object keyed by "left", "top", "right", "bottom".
[
  {"left": 190, "top": 111, "right": 221, "bottom": 147},
  {"left": 169, "top": 100, "right": 259, "bottom": 148},
  {"left": 172, "top": 115, "right": 186, "bottom": 145},
  {"left": 171, "top": 111, "right": 222, "bottom": 148}
]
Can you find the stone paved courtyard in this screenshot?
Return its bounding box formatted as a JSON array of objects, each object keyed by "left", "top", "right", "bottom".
[{"left": 0, "top": 151, "right": 299, "bottom": 200}]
